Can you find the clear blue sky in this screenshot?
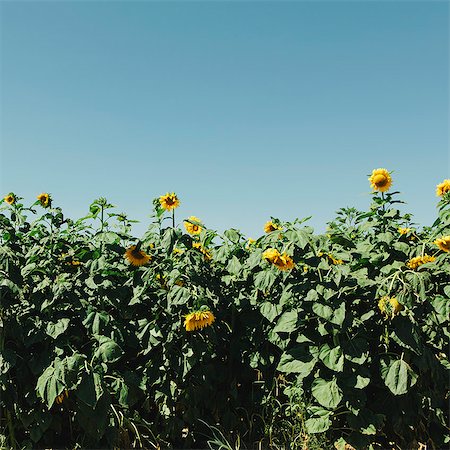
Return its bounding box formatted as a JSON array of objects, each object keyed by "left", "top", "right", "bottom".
[{"left": 1, "top": 1, "right": 448, "bottom": 238}]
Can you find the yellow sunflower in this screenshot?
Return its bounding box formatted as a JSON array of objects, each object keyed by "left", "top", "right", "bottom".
[
  {"left": 368, "top": 168, "right": 392, "bottom": 193},
  {"left": 436, "top": 179, "right": 450, "bottom": 197},
  {"left": 276, "top": 253, "right": 295, "bottom": 271},
  {"left": 184, "top": 309, "right": 215, "bottom": 332},
  {"left": 434, "top": 236, "right": 450, "bottom": 253},
  {"left": 398, "top": 227, "right": 411, "bottom": 235},
  {"left": 262, "top": 248, "right": 280, "bottom": 263},
  {"left": 37, "top": 193, "right": 51, "bottom": 208},
  {"left": 264, "top": 221, "right": 282, "bottom": 233},
  {"left": 3, "top": 193, "right": 15, "bottom": 205},
  {"left": 378, "top": 296, "right": 403, "bottom": 317},
  {"left": 124, "top": 245, "right": 151, "bottom": 266},
  {"left": 184, "top": 216, "right": 203, "bottom": 235},
  {"left": 262, "top": 248, "right": 294, "bottom": 271},
  {"left": 406, "top": 255, "right": 436, "bottom": 270},
  {"left": 159, "top": 192, "right": 180, "bottom": 211}
]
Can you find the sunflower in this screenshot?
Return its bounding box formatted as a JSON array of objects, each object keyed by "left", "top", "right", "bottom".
[
  {"left": 262, "top": 248, "right": 294, "bottom": 271},
  {"left": 159, "top": 192, "right": 180, "bottom": 211},
  {"left": 264, "top": 221, "right": 282, "bottom": 233},
  {"left": 368, "top": 168, "right": 392, "bottom": 193},
  {"left": 3, "top": 193, "right": 15, "bottom": 205},
  {"left": 406, "top": 255, "right": 435, "bottom": 270},
  {"left": 398, "top": 227, "right": 411, "bottom": 235},
  {"left": 436, "top": 179, "right": 450, "bottom": 197},
  {"left": 124, "top": 245, "right": 151, "bottom": 266},
  {"left": 55, "top": 389, "right": 69, "bottom": 405},
  {"left": 184, "top": 309, "right": 215, "bottom": 331},
  {"left": 184, "top": 216, "right": 203, "bottom": 235},
  {"left": 276, "top": 253, "right": 295, "bottom": 271},
  {"left": 262, "top": 248, "right": 280, "bottom": 263},
  {"left": 378, "top": 296, "right": 403, "bottom": 317},
  {"left": 434, "top": 236, "right": 450, "bottom": 253},
  {"left": 37, "top": 193, "right": 51, "bottom": 208}
]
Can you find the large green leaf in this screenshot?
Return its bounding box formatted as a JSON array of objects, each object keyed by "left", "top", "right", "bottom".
[
  {"left": 93, "top": 335, "right": 123, "bottom": 363},
  {"left": 380, "top": 358, "right": 418, "bottom": 395},
  {"left": 36, "top": 360, "right": 65, "bottom": 409},
  {"left": 311, "top": 377, "right": 342, "bottom": 409},
  {"left": 46, "top": 318, "right": 70, "bottom": 339},
  {"left": 319, "top": 343, "right": 344, "bottom": 372},
  {"left": 277, "top": 346, "right": 317, "bottom": 377},
  {"left": 273, "top": 310, "right": 298, "bottom": 334}
]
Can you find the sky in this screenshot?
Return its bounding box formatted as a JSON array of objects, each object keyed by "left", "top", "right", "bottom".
[{"left": 1, "top": 1, "right": 448, "bottom": 238}]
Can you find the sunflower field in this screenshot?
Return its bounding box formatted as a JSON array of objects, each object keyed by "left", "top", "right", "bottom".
[{"left": 0, "top": 171, "right": 449, "bottom": 450}]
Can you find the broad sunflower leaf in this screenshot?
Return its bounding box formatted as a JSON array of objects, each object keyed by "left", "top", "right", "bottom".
[
  {"left": 311, "top": 376, "right": 342, "bottom": 409},
  {"left": 93, "top": 335, "right": 123, "bottom": 363},
  {"left": 46, "top": 318, "right": 70, "bottom": 339},
  {"left": 318, "top": 343, "right": 344, "bottom": 372},
  {"left": 380, "top": 357, "right": 418, "bottom": 395}
]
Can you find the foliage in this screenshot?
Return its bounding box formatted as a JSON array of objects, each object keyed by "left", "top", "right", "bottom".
[{"left": 0, "top": 186, "right": 449, "bottom": 449}]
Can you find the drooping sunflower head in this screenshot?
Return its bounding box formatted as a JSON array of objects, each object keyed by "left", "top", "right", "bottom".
[
  {"left": 184, "top": 308, "right": 215, "bottom": 332},
  {"left": 124, "top": 245, "right": 151, "bottom": 266},
  {"left": 276, "top": 253, "right": 295, "bottom": 271},
  {"left": 264, "top": 221, "right": 282, "bottom": 233},
  {"left": 37, "top": 193, "right": 51, "bottom": 208},
  {"left": 262, "top": 248, "right": 281, "bottom": 263},
  {"left": 3, "top": 193, "right": 15, "bottom": 205},
  {"left": 406, "top": 254, "right": 436, "bottom": 270},
  {"left": 378, "top": 296, "right": 403, "bottom": 317},
  {"left": 184, "top": 216, "right": 203, "bottom": 235},
  {"left": 368, "top": 168, "right": 392, "bottom": 193},
  {"left": 159, "top": 192, "right": 180, "bottom": 211},
  {"left": 436, "top": 179, "right": 450, "bottom": 197},
  {"left": 434, "top": 235, "right": 450, "bottom": 253}
]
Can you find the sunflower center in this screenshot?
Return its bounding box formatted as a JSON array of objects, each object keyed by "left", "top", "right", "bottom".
[
  {"left": 131, "top": 249, "right": 145, "bottom": 260},
  {"left": 193, "top": 225, "right": 199, "bottom": 231},
  {"left": 373, "top": 174, "right": 387, "bottom": 186},
  {"left": 166, "top": 198, "right": 175, "bottom": 205}
]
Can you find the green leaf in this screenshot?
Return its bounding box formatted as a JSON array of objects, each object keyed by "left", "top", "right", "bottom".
[
  {"left": 380, "top": 358, "right": 418, "bottom": 395},
  {"left": 319, "top": 343, "right": 344, "bottom": 372},
  {"left": 311, "top": 377, "right": 342, "bottom": 409},
  {"left": 254, "top": 270, "right": 276, "bottom": 291},
  {"left": 77, "top": 372, "right": 104, "bottom": 408},
  {"left": 343, "top": 338, "right": 369, "bottom": 365},
  {"left": 260, "top": 302, "right": 282, "bottom": 322},
  {"left": 277, "top": 346, "right": 317, "bottom": 377},
  {"left": 36, "top": 360, "right": 65, "bottom": 409},
  {"left": 46, "top": 318, "right": 70, "bottom": 339},
  {"left": 224, "top": 228, "right": 241, "bottom": 243},
  {"left": 226, "top": 256, "right": 242, "bottom": 276},
  {"left": 273, "top": 310, "right": 298, "bottom": 334},
  {"left": 93, "top": 335, "right": 123, "bottom": 363}
]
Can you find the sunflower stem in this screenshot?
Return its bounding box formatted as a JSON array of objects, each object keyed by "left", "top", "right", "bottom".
[{"left": 172, "top": 210, "right": 175, "bottom": 228}]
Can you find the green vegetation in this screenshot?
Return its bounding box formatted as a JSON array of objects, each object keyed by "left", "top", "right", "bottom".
[{"left": 1, "top": 175, "right": 449, "bottom": 449}]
